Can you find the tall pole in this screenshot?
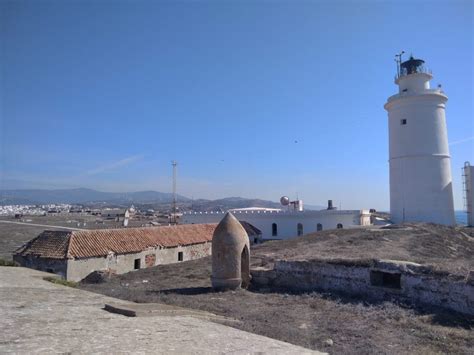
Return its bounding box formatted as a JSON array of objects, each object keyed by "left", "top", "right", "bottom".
[
  {"left": 395, "top": 51, "right": 405, "bottom": 78},
  {"left": 172, "top": 160, "right": 177, "bottom": 224}
]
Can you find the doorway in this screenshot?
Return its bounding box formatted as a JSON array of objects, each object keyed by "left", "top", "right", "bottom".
[{"left": 241, "top": 245, "right": 250, "bottom": 288}]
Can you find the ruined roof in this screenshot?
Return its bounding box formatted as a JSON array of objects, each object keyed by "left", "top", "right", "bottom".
[
  {"left": 14, "top": 230, "right": 71, "bottom": 259},
  {"left": 14, "top": 224, "right": 217, "bottom": 260},
  {"left": 240, "top": 221, "right": 262, "bottom": 236}
]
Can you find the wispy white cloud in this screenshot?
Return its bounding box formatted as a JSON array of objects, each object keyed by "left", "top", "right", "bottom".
[
  {"left": 449, "top": 136, "right": 474, "bottom": 146},
  {"left": 85, "top": 155, "right": 144, "bottom": 176}
]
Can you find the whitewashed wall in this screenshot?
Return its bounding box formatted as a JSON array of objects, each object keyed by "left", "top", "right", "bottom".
[
  {"left": 182, "top": 210, "right": 369, "bottom": 240},
  {"left": 385, "top": 71, "right": 455, "bottom": 225}
]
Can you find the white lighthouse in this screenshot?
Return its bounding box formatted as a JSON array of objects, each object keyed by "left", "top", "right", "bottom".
[{"left": 384, "top": 54, "right": 455, "bottom": 225}]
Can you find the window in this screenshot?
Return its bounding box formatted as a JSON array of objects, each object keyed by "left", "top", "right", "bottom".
[
  {"left": 337, "top": 223, "right": 343, "bottom": 229},
  {"left": 272, "top": 223, "right": 278, "bottom": 237},
  {"left": 370, "top": 271, "right": 401, "bottom": 289},
  {"left": 400, "top": 119, "right": 407, "bottom": 125},
  {"left": 317, "top": 223, "right": 323, "bottom": 231},
  {"left": 134, "top": 258, "right": 141, "bottom": 270},
  {"left": 178, "top": 251, "right": 183, "bottom": 261},
  {"left": 297, "top": 223, "right": 303, "bottom": 236}
]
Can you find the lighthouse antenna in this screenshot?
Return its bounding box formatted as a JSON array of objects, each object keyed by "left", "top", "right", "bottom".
[{"left": 395, "top": 50, "right": 405, "bottom": 78}]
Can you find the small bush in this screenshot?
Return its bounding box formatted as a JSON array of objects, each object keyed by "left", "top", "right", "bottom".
[
  {"left": 0, "top": 258, "right": 17, "bottom": 267},
  {"left": 43, "top": 276, "right": 77, "bottom": 288}
]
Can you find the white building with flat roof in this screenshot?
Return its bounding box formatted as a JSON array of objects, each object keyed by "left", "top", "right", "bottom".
[{"left": 182, "top": 208, "right": 372, "bottom": 240}]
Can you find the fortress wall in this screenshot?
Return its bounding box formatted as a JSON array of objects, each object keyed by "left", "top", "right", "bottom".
[{"left": 251, "top": 259, "right": 473, "bottom": 316}]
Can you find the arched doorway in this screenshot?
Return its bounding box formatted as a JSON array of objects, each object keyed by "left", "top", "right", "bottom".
[
  {"left": 297, "top": 223, "right": 303, "bottom": 236},
  {"left": 272, "top": 223, "right": 278, "bottom": 237},
  {"left": 317, "top": 223, "right": 323, "bottom": 231},
  {"left": 241, "top": 245, "right": 250, "bottom": 288},
  {"left": 337, "top": 223, "right": 343, "bottom": 229}
]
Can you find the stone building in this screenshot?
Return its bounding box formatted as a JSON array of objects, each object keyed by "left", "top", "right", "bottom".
[
  {"left": 101, "top": 208, "right": 130, "bottom": 220},
  {"left": 101, "top": 208, "right": 130, "bottom": 226},
  {"left": 14, "top": 224, "right": 216, "bottom": 282}
]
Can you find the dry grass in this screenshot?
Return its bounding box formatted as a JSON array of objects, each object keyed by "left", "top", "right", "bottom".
[
  {"left": 0, "top": 258, "right": 17, "bottom": 266},
  {"left": 80, "top": 254, "right": 473, "bottom": 354},
  {"left": 43, "top": 276, "right": 77, "bottom": 288}
]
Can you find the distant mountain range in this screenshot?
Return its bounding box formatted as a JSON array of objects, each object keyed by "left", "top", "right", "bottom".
[
  {"left": 190, "top": 197, "right": 282, "bottom": 211},
  {"left": 0, "top": 188, "right": 326, "bottom": 211},
  {"left": 0, "top": 188, "right": 189, "bottom": 205}
]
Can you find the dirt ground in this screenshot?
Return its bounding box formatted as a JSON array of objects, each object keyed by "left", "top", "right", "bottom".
[
  {"left": 3, "top": 217, "right": 473, "bottom": 353},
  {"left": 80, "top": 224, "right": 474, "bottom": 354},
  {"left": 254, "top": 223, "right": 474, "bottom": 276}
]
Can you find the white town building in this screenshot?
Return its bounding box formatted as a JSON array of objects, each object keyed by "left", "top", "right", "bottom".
[
  {"left": 384, "top": 55, "right": 455, "bottom": 225},
  {"left": 182, "top": 204, "right": 372, "bottom": 240}
]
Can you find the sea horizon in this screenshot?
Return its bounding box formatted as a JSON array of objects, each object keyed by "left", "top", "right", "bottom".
[{"left": 455, "top": 210, "right": 468, "bottom": 226}]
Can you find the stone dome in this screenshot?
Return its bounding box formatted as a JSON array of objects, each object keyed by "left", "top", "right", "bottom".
[{"left": 211, "top": 212, "right": 250, "bottom": 290}]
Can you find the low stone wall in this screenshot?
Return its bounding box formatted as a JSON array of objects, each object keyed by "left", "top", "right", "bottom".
[
  {"left": 13, "top": 255, "right": 67, "bottom": 279},
  {"left": 251, "top": 259, "right": 474, "bottom": 316}
]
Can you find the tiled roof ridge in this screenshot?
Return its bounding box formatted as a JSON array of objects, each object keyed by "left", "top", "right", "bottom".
[
  {"left": 66, "top": 223, "right": 217, "bottom": 259},
  {"left": 70, "top": 223, "right": 217, "bottom": 234},
  {"left": 66, "top": 231, "right": 74, "bottom": 259}
]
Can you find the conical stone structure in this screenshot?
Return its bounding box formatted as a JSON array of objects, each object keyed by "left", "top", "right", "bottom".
[{"left": 211, "top": 212, "right": 250, "bottom": 290}]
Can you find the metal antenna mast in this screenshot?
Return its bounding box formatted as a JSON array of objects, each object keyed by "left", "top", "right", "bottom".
[
  {"left": 172, "top": 160, "right": 177, "bottom": 224},
  {"left": 395, "top": 50, "right": 405, "bottom": 78}
]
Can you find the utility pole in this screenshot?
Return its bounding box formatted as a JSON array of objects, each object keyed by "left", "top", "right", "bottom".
[{"left": 172, "top": 160, "right": 177, "bottom": 224}]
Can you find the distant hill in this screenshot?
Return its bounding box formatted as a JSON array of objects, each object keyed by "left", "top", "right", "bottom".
[
  {"left": 0, "top": 188, "right": 189, "bottom": 205},
  {"left": 0, "top": 188, "right": 327, "bottom": 212},
  {"left": 186, "top": 198, "right": 326, "bottom": 212},
  {"left": 189, "top": 197, "right": 282, "bottom": 212}
]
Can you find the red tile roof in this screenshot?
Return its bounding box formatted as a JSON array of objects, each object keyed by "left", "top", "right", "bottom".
[{"left": 15, "top": 224, "right": 217, "bottom": 259}]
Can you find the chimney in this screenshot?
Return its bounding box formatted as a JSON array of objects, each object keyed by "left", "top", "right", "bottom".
[{"left": 327, "top": 200, "right": 334, "bottom": 210}]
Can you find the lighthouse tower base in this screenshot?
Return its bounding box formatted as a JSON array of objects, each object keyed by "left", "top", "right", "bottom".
[{"left": 390, "top": 156, "right": 455, "bottom": 225}]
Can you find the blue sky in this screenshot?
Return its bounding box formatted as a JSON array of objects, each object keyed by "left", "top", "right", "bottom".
[{"left": 1, "top": 0, "right": 473, "bottom": 210}]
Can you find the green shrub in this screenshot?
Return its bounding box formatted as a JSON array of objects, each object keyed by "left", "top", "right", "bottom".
[
  {"left": 0, "top": 258, "right": 17, "bottom": 267},
  {"left": 43, "top": 276, "right": 77, "bottom": 288}
]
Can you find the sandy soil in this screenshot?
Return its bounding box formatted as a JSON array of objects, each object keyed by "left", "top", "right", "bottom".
[{"left": 80, "top": 224, "right": 474, "bottom": 354}]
